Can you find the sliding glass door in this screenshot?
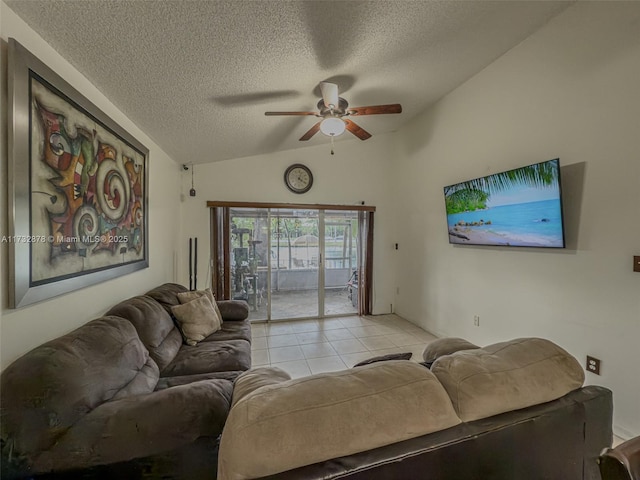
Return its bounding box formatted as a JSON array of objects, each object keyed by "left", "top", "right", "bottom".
[
  {"left": 269, "top": 209, "right": 319, "bottom": 320},
  {"left": 324, "top": 210, "right": 358, "bottom": 316},
  {"left": 211, "top": 202, "right": 373, "bottom": 322}
]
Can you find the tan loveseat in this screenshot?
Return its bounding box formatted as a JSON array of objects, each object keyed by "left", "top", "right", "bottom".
[{"left": 218, "top": 337, "right": 613, "bottom": 480}]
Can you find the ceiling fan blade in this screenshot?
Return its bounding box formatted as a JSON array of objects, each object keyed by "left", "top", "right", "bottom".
[
  {"left": 348, "top": 104, "right": 402, "bottom": 116},
  {"left": 299, "top": 121, "right": 322, "bottom": 141},
  {"left": 343, "top": 119, "right": 372, "bottom": 140},
  {"left": 320, "top": 82, "right": 339, "bottom": 108},
  {"left": 265, "top": 111, "right": 318, "bottom": 116}
]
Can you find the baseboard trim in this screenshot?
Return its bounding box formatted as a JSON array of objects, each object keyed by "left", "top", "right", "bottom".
[{"left": 613, "top": 424, "right": 637, "bottom": 441}]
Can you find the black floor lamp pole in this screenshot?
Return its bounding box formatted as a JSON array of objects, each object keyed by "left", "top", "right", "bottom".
[
  {"left": 194, "top": 237, "right": 198, "bottom": 291},
  {"left": 189, "top": 238, "right": 193, "bottom": 291}
]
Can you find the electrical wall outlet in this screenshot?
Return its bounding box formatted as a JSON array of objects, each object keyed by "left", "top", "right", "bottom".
[
  {"left": 586, "top": 356, "right": 601, "bottom": 375},
  {"left": 473, "top": 315, "right": 480, "bottom": 326}
]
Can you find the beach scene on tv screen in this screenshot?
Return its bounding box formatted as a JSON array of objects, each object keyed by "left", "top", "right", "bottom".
[{"left": 445, "top": 160, "right": 564, "bottom": 248}]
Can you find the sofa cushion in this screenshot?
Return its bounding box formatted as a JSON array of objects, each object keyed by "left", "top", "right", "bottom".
[
  {"left": 171, "top": 296, "right": 222, "bottom": 346},
  {"left": 156, "top": 371, "right": 242, "bottom": 390},
  {"left": 32, "top": 379, "right": 233, "bottom": 474},
  {"left": 231, "top": 367, "right": 291, "bottom": 407},
  {"left": 200, "top": 318, "right": 252, "bottom": 343},
  {"left": 422, "top": 337, "right": 480, "bottom": 363},
  {"left": 0, "top": 316, "right": 157, "bottom": 462},
  {"left": 431, "top": 337, "right": 585, "bottom": 422},
  {"left": 218, "top": 361, "right": 461, "bottom": 480},
  {"left": 178, "top": 288, "right": 224, "bottom": 324},
  {"left": 106, "top": 295, "right": 182, "bottom": 370},
  {"left": 145, "top": 283, "right": 189, "bottom": 316},
  {"left": 161, "top": 339, "right": 251, "bottom": 377}
]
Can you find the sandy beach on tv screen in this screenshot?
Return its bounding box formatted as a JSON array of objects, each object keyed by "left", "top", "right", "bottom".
[{"left": 448, "top": 227, "right": 553, "bottom": 247}]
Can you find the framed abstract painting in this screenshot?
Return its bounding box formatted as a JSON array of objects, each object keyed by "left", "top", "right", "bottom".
[{"left": 7, "top": 39, "right": 149, "bottom": 308}]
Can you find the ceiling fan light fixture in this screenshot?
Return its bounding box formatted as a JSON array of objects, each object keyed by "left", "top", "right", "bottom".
[{"left": 320, "top": 117, "right": 346, "bottom": 137}]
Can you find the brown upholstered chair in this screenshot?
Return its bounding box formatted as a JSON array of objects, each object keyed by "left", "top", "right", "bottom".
[{"left": 599, "top": 436, "right": 640, "bottom": 480}]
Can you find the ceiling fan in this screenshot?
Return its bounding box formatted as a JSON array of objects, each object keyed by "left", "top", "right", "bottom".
[{"left": 265, "top": 82, "right": 402, "bottom": 141}]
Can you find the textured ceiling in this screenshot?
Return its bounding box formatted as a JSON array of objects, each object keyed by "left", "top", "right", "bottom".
[{"left": 6, "top": 0, "right": 571, "bottom": 164}]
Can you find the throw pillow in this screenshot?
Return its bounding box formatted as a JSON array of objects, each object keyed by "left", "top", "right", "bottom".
[
  {"left": 171, "top": 295, "right": 221, "bottom": 346},
  {"left": 353, "top": 352, "right": 412, "bottom": 367},
  {"left": 177, "top": 288, "right": 224, "bottom": 324}
]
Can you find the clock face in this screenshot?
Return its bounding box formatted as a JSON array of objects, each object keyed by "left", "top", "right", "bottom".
[{"left": 284, "top": 164, "right": 313, "bottom": 194}]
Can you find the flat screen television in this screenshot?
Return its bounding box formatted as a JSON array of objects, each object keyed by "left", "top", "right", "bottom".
[{"left": 444, "top": 158, "right": 565, "bottom": 248}]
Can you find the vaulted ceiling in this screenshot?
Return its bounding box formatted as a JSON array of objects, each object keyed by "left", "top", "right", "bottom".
[{"left": 6, "top": 0, "right": 572, "bottom": 164}]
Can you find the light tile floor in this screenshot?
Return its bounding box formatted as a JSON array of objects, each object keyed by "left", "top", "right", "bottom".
[{"left": 250, "top": 314, "right": 438, "bottom": 378}]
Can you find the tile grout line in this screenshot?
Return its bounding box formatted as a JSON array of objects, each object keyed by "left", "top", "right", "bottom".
[{"left": 251, "top": 315, "right": 437, "bottom": 376}]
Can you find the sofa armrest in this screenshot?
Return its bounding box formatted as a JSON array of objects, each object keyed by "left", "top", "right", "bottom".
[
  {"left": 217, "top": 300, "right": 249, "bottom": 321},
  {"left": 599, "top": 435, "right": 640, "bottom": 480},
  {"left": 32, "top": 379, "right": 232, "bottom": 474}
]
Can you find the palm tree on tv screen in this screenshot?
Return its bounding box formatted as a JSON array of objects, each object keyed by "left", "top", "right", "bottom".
[{"left": 445, "top": 161, "right": 558, "bottom": 214}]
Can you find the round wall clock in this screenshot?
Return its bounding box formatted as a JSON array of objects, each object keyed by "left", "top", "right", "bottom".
[{"left": 284, "top": 164, "right": 313, "bottom": 194}]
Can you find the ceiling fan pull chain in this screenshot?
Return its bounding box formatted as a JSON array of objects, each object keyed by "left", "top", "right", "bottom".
[{"left": 330, "top": 135, "right": 335, "bottom": 155}]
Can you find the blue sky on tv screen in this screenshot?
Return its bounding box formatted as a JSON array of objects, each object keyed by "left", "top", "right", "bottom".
[{"left": 486, "top": 183, "right": 560, "bottom": 208}]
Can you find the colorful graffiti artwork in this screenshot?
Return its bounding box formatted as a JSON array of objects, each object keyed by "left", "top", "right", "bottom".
[{"left": 30, "top": 76, "right": 146, "bottom": 284}]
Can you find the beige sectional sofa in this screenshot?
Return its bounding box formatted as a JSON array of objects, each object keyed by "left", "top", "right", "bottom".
[{"left": 219, "top": 337, "right": 613, "bottom": 480}]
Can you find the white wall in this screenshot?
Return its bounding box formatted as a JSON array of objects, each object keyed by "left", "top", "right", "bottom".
[
  {"left": 178, "top": 134, "right": 400, "bottom": 315},
  {"left": 0, "top": 2, "right": 182, "bottom": 368},
  {"left": 394, "top": 2, "right": 640, "bottom": 438}
]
